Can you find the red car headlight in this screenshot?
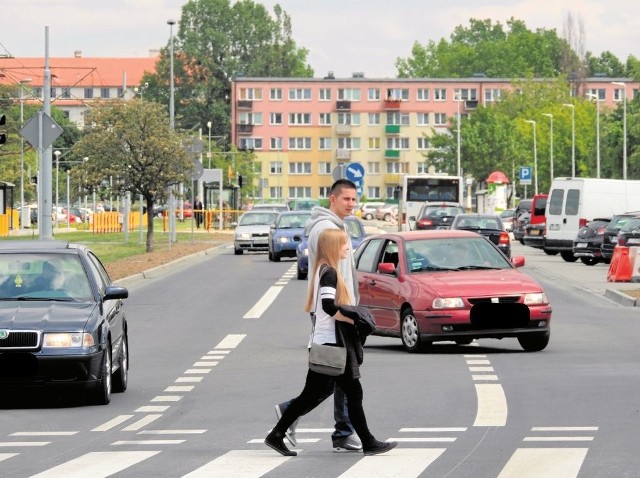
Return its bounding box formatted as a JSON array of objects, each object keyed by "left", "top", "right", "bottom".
[{"left": 433, "top": 297, "right": 464, "bottom": 309}]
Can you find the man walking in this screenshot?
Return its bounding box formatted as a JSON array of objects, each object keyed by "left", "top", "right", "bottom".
[{"left": 275, "top": 179, "right": 362, "bottom": 452}]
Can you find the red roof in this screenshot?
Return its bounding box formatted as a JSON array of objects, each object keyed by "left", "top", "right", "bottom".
[
  {"left": 0, "top": 56, "right": 159, "bottom": 88},
  {"left": 487, "top": 171, "right": 509, "bottom": 184}
]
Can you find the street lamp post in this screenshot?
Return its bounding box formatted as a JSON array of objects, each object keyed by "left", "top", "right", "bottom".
[
  {"left": 19, "top": 78, "right": 32, "bottom": 226},
  {"left": 613, "top": 82, "right": 627, "bottom": 180},
  {"left": 586, "top": 93, "right": 601, "bottom": 178},
  {"left": 167, "top": 18, "right": 177, "bottom": 243},
  {"left": 455, "top": 92, "right": 462, "bottom": 177},
  {"left": 541, "top": 113, "right": 554, "bottom": 184},
  {"left": 53, "top": 150, "right": 61, "bottom": 226},
  {"left": 207, "top": 121, "right": 212, "bottom": 168},
  {"left": 562, "top": 103, "right": 575, "bottom": 178},
  {"left": 525, "top": 120, "right": 538, "bottom": 195}
]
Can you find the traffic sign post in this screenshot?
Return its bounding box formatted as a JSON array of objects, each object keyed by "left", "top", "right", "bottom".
[
  {"left": 519, "top": 166, "right": 532, "bottom": 186},
  {"left": 345, "top": 162, "right": 365, "bottom": 196}
]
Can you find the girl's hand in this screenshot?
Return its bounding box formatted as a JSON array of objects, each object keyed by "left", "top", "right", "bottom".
[{"left": 334, "top": 311, "right": 354, "bottom": 325}]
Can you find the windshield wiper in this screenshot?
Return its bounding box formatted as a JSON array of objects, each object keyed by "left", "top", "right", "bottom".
[
  {"left": 413, "top": 265, "right": 455, "bottom": 272},
  {"left": 9, "top": 296, "right": 77, "bottom": 302},
  {"left": 454, "top": 265, "right": 501, "bottom": 270}
]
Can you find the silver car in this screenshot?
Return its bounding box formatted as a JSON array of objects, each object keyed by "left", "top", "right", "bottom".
[{"left": 234, "top": 211, "right": 279, "bottom": 255}]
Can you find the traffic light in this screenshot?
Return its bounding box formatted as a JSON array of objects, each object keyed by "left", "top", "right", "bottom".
[
  {"left": 238, "top": 175, "right": 243, "bottom": 188},
  {"left": 0, "top": 114, "right": 6, "bottom": 145}
]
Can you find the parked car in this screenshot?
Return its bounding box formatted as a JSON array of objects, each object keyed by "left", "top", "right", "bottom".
[
  {"left": 512, "top": 199, "right": 532, "bottom": 243},
  {"left": 359, "top": 202, "right": 386, "bottom": 220},
  {"left": 268, "top": 211, "right": 312, "bottom": 262},
  {"left": 413, "top": 202, "right": 465, "bottom": 230},
  {"left": 234, "top": 211, "right": 279, "bottom": 255},
  {"left": 296, "top": 216, "right": 367, "bottom": 280},
  {"left": 374, "top": 204, "right": 398, "bottom": 222},
  {"left": 614, "top": 217, "right": 640, "bottom": 249},
  {"left": 0, "top": 240, "right": 129, "bottom": 405},
  {"left": 287, "top": 199, "right": 320, "bottom": 211},
  {"left": 601, "top": 212, "right": 640, "bottom": 261},
  {"left": 53, "top": 207, "right": 82, "bottom": 224},
  {"left": 450, "top": 213, "right": 511, "bottom": 258},
  {"left": 572, "top": 217, "right": 611, "bottom": 265},
  {"left": 354, "top": 230, "right": 552, "bottom": 353},
  {"left": 251, "top": 203, "right": 289, "bottom": 213},
  {"left": 499, "top": 209, "right": 516, "bottom": 232},
  {"left": 522, "top": 194, "right": 548, "bottom": 250}
]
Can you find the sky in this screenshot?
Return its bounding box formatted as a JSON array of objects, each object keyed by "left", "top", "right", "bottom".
[{"left": 3, "top": 0, "right": 640, "bottom": 79}]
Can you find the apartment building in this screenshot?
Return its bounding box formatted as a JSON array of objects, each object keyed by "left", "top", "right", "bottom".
[
  {"left": 231, "top": 74, "right": 638, "bottom": 201},
  {"left": 0, "top": 52, "right": 158, "bottom": 128}
]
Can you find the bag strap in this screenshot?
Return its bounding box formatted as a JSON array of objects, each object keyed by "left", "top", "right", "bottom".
[{"left": 311, "top": 264, "right": 330, "bottom": 338}]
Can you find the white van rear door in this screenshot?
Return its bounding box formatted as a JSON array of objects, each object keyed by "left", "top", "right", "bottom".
[{"left": 546, "top": 187, "right": 581, "bottom": 241}]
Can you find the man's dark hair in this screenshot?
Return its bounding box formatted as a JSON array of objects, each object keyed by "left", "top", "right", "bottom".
[{"left": 330, "top": 179, "right": 357, "bottom": 197}]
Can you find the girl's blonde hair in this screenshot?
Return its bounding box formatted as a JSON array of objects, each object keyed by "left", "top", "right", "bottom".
[{"left": 304, "top": 228, "right": 353, "bottom": 312}]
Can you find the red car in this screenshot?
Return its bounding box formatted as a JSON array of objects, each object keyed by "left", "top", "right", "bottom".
[{"left": 354, "top": 230, "right": 552, "bottom": 353}]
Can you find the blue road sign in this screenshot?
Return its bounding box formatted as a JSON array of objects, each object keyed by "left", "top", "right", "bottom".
[
  {"left": 345, "top": 162, "right": 365, "bottom": 182},
  {"left": 519, "top": 166, "right": 532, "bottom": 185}
]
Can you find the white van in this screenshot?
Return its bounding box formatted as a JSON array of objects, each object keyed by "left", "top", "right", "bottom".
[{"left": 544, "top": 177, "right": 640, "bottom": 261}]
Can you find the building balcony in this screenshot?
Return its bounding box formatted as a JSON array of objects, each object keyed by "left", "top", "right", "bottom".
[
  {"left": 336, "top": 149, "right": 352, "bottom": 161},
  {"left": 336, "top": 124, "right": 351, "bottom": 135},
  {"left": 464, "top": 100, "right": 478, "bottom": 110},
  {"left": 336, "top": 100, "right": 351, "bottom": 111},
  {"left": 385, "top": 124, "right": 400, "bottom": 135},
  {"left": 384, "top": 174, "right": 402, "bottom": 184},
  {"left": 237, "top": 100, "right": 253, "bottom": 109},
  {"left": 384, "top": 99, "right": 401, "bottom": 110},
  {"left": 237, "top": 123, "right": 253, "bottom": 135},
  {"left": 384, "top": 149, "right": 400, "bottom": 159}
]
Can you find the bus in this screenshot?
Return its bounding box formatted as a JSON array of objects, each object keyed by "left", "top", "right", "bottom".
[{"left": 398, "top": 174, "right": 464, "bottom": 230}]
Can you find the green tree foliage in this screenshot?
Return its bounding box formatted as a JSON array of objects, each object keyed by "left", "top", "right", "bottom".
[
  {"left": 396, "top": 18, "right": 575, "bottom": 78},
  {"left": 585, "top": 51, "right": 626, "bottom": 78},
  {"left": 143, "top": 0, "right": 312, "bottom": 140},
  {"left": 71, "top": 100, "right": 192, "bottom": 252}
]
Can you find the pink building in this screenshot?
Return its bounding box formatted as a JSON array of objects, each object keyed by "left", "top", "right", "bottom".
[{"left": 231, "top": 74, "right": 638, "bottom": 201}]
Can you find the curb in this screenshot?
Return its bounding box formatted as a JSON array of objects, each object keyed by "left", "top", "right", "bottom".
[{"left": 604, "top": 288, "right": 638, "bottom": 307}]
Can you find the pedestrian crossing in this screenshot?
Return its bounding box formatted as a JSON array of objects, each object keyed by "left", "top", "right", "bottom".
[{"left": 0, "top": 425, "right": 596, "bottom": 477}]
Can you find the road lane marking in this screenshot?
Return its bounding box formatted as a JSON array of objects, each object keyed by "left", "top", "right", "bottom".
[
  {"left": 151, "top": 395, "right": 183, "bottom": 402},
  {"left": 523, "top": 436, "right": 594, "bottom": 442},
  {"left": 472, "top": 374, "right": 499, "bottom": 381},
  {"left": 176, "top": 377, "right": 203, "bottom": 383},
  {"left": 184, "top": 368, "right": 211, "bottom": 374},
  {"left": 466, "top": 359, "right": 491, "bottom": 365},
  {"left": 138, "top": 430, "right": 206, "bottom": 435},
  {"left": 92, "top": 415, "right": 134, "bottom": 432},
  {"left": 215, "top": 334, "right": 245, "bottom": 349},
  {"left": 0, "top": 442, "right": 50, "bottom": 447},
  {"left": 389, "top": 437, "right": 456, "bottom": 442},
  {"left": 165, "top": 385, "right": 195, "bottom": 392},
  {"left": 122, "top": 414, "right": 162, "bottom": 432},
  {"left": 497, "top": 448, "right": 588, "bottom": 478},
  {"left": 399, "top": 428, "right": 467, "bottom": 432},
  {"left": 192, "top": 362, "right": 217, "bottom": 367},
  {"left": 181, "top": 450, "right": 294, "bottom": 477},
  {"left": 243, "top": 286, "right": 284, "bottom": 319},
  {"left": 29, "top": 451, "right": 160, "bottom": 478},
  {"left": 469, "top": 366, "right": 494, "bottom": 372},
  {"left": 247, "top": 438, "right": 320, "bottom": 444},
  {"left": 338, "top": 448, "right": 446, "bottom": 477},
  {"left": 0, "top": 453, "right": 17, "bottom": 462},
  {"left": 112, "top": 440, "right": 185, "bottom": 446},
  {"left": 531, "top": 427, "right": 598, "bottom": 431},
  {"left": 135, "top": 406, "right": 170, "bottom": 413},
  {"left": 473, "top": 383, "right": 507, "bottom": 427},
  {"left": 10, "top": 432, "right": 77, "bottom": 436}
]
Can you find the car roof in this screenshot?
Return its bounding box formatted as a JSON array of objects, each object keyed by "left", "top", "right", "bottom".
[
  {"left": 364, "top": 229, "right": 483, "bottom": 241},
  {"left": 0, "top": 240, "right": 77, "bottom": 252}
]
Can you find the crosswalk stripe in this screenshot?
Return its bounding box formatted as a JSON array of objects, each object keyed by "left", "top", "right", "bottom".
[
  {"left": 29, "top": 451, "right": 160, "bottom": 478},
  {"left": 122, "top": 414, "right": 162, "bottom": 432},
  {"left": 0, "top": 453, "right": 18, "bottom": 462},
  {"left": 10, "top": 432, "right": 78, "bottom": 436},
  {"left": 181, "top": 450, "right": 294, "bottom": 477},
  {"left": 389, "top": 438, "right": 456, "bottom": 443},
  {"left": 523, "top": 436, "right": 594, "bottom": 442},
  {"left": 92, "top": 415, "right": 134, "bottom": 432},
  {"left": 0, "top": 442, "right": 49, "bottom": 447},
  {"left": 111, "top": 440, "right": 185, "bottom": 446},
  {"left": 497, "top": 448, "right": 588, "bottom": 478},
  {"left": 338, "top": 448, "right": 445, "bottom": 477}
]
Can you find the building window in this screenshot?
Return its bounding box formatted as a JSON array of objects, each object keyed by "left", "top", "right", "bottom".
[
  {"left": 61, "top": 88, "right": 71, "bottom": 99},
  {"left": 386, "top": 112, "right": 410, "bottom": 126},
  {"left": 289, "top": 162, "right": 312, "bottom": 174},
  {"left": 270, "top": 187, "right": 283, "bottom": 199},
  {"left": 288, "top": 88, "right": 312, "bottom": 100},
  {"left": 337, "top": 112, "right": 360, "bottom": 126},
  {"left": 270, "top": 112, "right": 283, "bottom": 125},
  {"left": 319, "top": 186, "right": 331, "bottom": 198},
  {"left": 318, "top": 162, "right": 332, "bottom": 175},
  {"left": 50, "top": 87, "right": 57, "bottom": 98},
  {"left": 239, "top": 88, "right": 263, "bottom": 100},
  {"left": 417, "top": 162, "right": 430, "bottom": 174},
  {"left": 33, "top": 87, "right": 42, "bottom": 99},
  {"left": 455, "top": 88, "right": 477, "bottom": 101},
  {"left": 416, "top": 113, "right": 430, "bottom": 126},
  {"left": 367, "top": 162, "right": 380, "bottom": 175},
  {"left": 385, "top": 186, "right": 396, "bottom": 198},
  {"left": 368, "top": 88, "right": 380, "bottom": 100},
  {"left": 337, "top": 88, "right": 361, "bottom": 101},
  {"left": 288, "top": 137, "right": 312, "bottom": 150},
  {"left": 239, "top": 137, "right": 263, "bottom": 150},
  {"left": 84, "top": 88, "right": 94, "bottom": 99},
  {"left": 484, "top": 88, "right": 502, "bottom": 102},
  {"left": 367, "top": 187, "right": 381, "bottom": 199},
  {"left": 338, "top": 137, "right": 361, "bottom": 150},
  {"left": 434, "top": 113, "right": 447, "bottom": 125},
  {"left": 417, "top": 88, "right": 430, "bottom": 101},
  {"left": 386, "top": 137, "right": 409, "bottom": 150},
  {"left": 319, "top": 112, "right": 332, "bottom": 125},
  {"left": 270, "top": 161, "right": 283, "bottom": 174},
  {"left": 100, "top": 87, "right": 110, "bottom": 99},
  {"left": 417, "top": 137, "right": 430, "bottom": 150},
  {"left": 386, "top": 88, "right": 409, "bottom": 100},
  {"left": 368, "top": 137, "right": 381, "bottom": 150},
  {"left": 586, "top": 88, "right": 605, "bottom": 100},
  {"left": 319, "top": 137, "right": 332, "bottom": 150},
  {"left": 386, "top": 162, "right": 403, "bottom": 173},
  {"left": 368, "top": 113, "right": 380, "bottom": 125},
  {"left": 270, "top": 88, "right": 282, "bottom": 100},
  {"left": 239, "top": 112, "right": 262, "bottom": 125},
  {"left": 434, "top": 88, "right": 447, "bottom": 101},
  {"left": 117, "top": 87, "right": 124, "bottom": 98},
  {"left": 270, "top": 137, "right": 283, "bottom": 150},
  {"left": 288, "top": 113, "right": 312, "bottom": 125},
  {"left": 289, "top": 187, "right": 312, "bottom": 198},
  {"left": 319, "top": 88, "right": 332, "bottom": 100}
]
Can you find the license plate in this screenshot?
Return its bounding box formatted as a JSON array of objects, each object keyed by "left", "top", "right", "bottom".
[
  {"left": 576, "top": 242, "right": 587, "bottom": 248},
  {"left": 628, "top": 238, "right": 640, "bottom": 245},
  {"left": 531, "top": 229, "right": 540, "bottom": 236}
]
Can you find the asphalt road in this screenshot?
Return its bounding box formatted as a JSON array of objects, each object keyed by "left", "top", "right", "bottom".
[{"left": 2, "top": 233, "right": 640, "bottom": 477}]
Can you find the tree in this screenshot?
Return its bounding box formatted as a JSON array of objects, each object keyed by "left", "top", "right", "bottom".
[
  {"left": 396, "top": 18, "right": 573, "bottom": 78},
  {"left": 143, "top": 0, "right": 312, "bottom": 140},
  {"left": 71, "top": 100, "right": 192, "bottom": 252}
]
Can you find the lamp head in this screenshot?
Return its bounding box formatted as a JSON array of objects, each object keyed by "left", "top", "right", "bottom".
[{"left": 167, "top": 19, "right": 176, "bottom": 25}]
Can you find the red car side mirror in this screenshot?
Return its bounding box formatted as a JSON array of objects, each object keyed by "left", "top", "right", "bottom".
[
  {"left": 511, "top": 256, "right": 525, "bottom": 268},
  {"left": 378, "top": 262, "right": 396, "bottom": 274}
]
